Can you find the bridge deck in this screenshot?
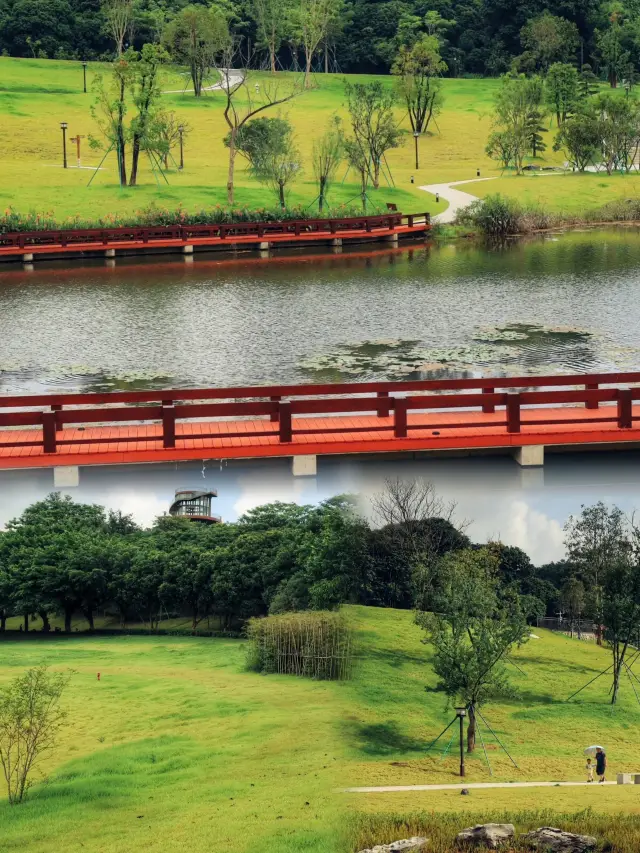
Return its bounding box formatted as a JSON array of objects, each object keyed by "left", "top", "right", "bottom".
[{"left": 1, "top": 404, "right": 639, "bottom": 470}]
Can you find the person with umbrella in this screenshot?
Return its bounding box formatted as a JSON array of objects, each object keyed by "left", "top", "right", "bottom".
[{"left": 584, "top": 745, "right": 607, "bottom": 783}]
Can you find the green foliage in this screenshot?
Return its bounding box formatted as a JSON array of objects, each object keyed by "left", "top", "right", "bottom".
[
  {"left": 162, "top": 4, "right": 229, "bottom": 97},
  {"left": 246, "top": 610, "right": 353, "bottom": 679},
  {"left": 460, "top": 193, "right": 523, "bottom": 236},
  {"left": 518, "top": 12, "right": 580, "bottom": 73},
  {"left": 392, "top": 35, "right": 445, "bottom": 135},
  {"left": 344, "top": 79, "right": 402, "bottom": 194},
  {"left": 490, "top": 73, "right": 546, "bottom": 173},
  {"left": 0, "top": 666, "right": 69, "bottom": 804},
  {"left": 546, "top": 62, "right": 580, "bottom": 126}
]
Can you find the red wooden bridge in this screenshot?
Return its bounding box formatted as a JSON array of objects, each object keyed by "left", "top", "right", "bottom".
[
  {"left": 2, "top": 372, "right": 640, "bottom": 471},
  {"left": 0, "top": 212, "right": 430, "bottom": 263}
]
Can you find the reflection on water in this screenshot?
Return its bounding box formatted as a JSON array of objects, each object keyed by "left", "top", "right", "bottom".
[
  {"left": 1, "top": 450, "right": 640, "bottom": 563},
  {"left": 2, "top": 230, "right": 640, "bottom": 393}
]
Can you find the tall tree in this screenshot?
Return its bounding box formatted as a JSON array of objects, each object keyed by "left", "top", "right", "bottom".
[
  {"left": 163, "top": 5, "right": 229, "bottom": 97},
  {"left": 218, "top": 45, "right": 302, "bottom": 204},
  {"left": 416, "top": 547, "right": 530, "bottom": 752},
  {"left": 296, "top": 0, "right": 341, "bottom": 88},
  {"left": 311, "top": 114, "right": 343, "bottom": 211},
  {"left": 90, "top": 53, "right": 135, "bottom": 186},
  {"left": 546, "top": 62, "right": 580, "bottom": 126},
  {"left": 344, "top": 79, "right": 402, "bottom": 189},
  {"left": 128, "top": 43, "right": 168, "bottom": 186},
  {"left": 392, "top": 35, "right": 445, "bottom": 135},
  {"left": 519, "top": 12, "right": 580, "bottom": 72},
  {"left": 102, "top": 0, "right": 133, "bottom": 57},
  {"left": 250, "top": 0, "right": 291, "bottom": 73},
  {"left": 596, "top": 6, "right": 630, "bottom": 88}
]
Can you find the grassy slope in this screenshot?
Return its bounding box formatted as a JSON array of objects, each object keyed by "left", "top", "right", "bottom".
[
  {"left": 1, "top": 605, "right": 639, "bottom": 853},
  {"left": 3, "top": 58, "right": 640, "bottom": 221}
]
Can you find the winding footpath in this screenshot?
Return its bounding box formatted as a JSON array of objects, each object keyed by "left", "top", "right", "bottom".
[
  {"left": 344, "top": 780, "right": 616, "bottom": 793},
  {"left": 420, "top": 176, "right": 498, "bottom": 223},
  {"left": 163, "top": 69, "right": 244, "bottom": 95}
]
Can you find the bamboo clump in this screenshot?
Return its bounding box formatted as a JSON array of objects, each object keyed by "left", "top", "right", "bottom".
[{"left": 246, "top": 611, "right": 353, "bottom": 680}]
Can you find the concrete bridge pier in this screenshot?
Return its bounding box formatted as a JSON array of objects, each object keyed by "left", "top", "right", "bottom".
[
  {"left": 514, "top": 445, "right": 544, "bottom": 467},
  {"left": 53, "top": 466, "right": 80, "bottom": 488},
  {"left": 105, "top": 248, "right": 116, "bottom": 258},
  {"left": 22, "top": 253, "right": 34, "bottom": 263},
  {"left": 291, "top": 455, "right": 317, "bottom": 477}
]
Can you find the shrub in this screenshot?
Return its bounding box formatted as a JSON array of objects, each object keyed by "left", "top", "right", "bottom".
[
  {"left": 457, "top": 194, "right": 523, "bottom": 236},
  {"left": 246, "top": 611, "right": 353, "bottom": 680},
  {"left": 0, "top": 202, "right": 390, "bottom": 235}
]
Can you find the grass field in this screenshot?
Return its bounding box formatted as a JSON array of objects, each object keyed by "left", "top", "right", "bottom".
[
  {"left": 2, "top": 606, "right": 640, "bottom": 852},
  {"left": 3, "top": 57, "right": 640, "bottom": 223}
]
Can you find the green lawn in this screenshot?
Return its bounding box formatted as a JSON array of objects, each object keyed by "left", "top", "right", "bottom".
[
  {"left": 2, "top": 606, "right": 640, "bottom": 853},
  {"left": 3, "top": 57, "right": 640, "bottom": 223}
]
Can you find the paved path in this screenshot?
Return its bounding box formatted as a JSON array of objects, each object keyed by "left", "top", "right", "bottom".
[
  {"left": 344, "top": 781, "right": 616, "bottom": 793},
  {"left": 163, "top": 69, "right": 244, "bottom": 95},
  {"left": 419, "top": 177, "right": 497, "bottom": 224}
]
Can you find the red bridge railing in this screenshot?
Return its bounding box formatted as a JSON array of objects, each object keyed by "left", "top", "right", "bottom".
[
  {"left": 1, "top": 372, "right": 639, "bottom": 456},
  {"left": 0, "top": 212, "right": 430, "bottom": 250}
]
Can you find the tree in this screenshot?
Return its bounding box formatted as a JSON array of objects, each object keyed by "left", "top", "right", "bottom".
[
  {"left": 392, "top": 35, "right": 445, "bottom": 136},
  {"left": 344, "top": 79, "right": 402, "bottom": 190},
  {"left": 593, "top": 92, "right": 640, "bottom": 173},
  {"left": 250, "top": 0, "right": 291, "bottom": 73},
  {"left": 546, "top": 62, "right": 580, "bottom": 127},
  {"left": 0, "top": 667, "right": 69, "bottom": 804},
  {"left": 579, "top": 63, "right": 599, "bottom": 99},
  {"left": 163, "top": 5, "right": 229, "bottom": 97},
  {"left": 128, "top": 43, "right": 168, "bottom": 186},
  {"left": 490, "top": 73, "right": 545, "bottom": 173},
  {"left": 553, "top": 110, "right": 600, "bottom": 171},
  {"left": 90, "top": 54, "right": 135, "bottom": 186},
  {"left": 416, "top": 547, "right": 530, "bottom": 752},
  {"left": 245, "top": 119, "right": 301, "bottom": 206},
  {"left": 148, "top": 111, "right": 189, "bottom": 169},
  {"left": 596, "top": 7, "right": 630, "bottom": 88},
  {"left": 485, "top": 129, "right": 517, "bottom": 170},
  {"left": 311, "top": 114, "right": 343, "bottom": 211},
  {"left": 561, "top": 577, "right": 586, "bottom": 637},
  {"left": 218, "top": 46, "right": 302, "bottom": 204},
  {"left": 296, "top": 0, "right": 341, "bottom": 88},
  {"left": 519, "top": 12, "right": 579, "bottom": 73},
  {"left": 102, "top": 0, "right": 133, "bottom": 57}
]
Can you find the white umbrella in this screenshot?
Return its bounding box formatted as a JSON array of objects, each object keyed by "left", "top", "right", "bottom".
[{"left": 584, "top": 745, "right": 606, "bottom": 756}]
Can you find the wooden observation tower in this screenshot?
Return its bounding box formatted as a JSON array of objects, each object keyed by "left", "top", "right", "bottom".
[{"left": 169, "top": 489, "right": 221, "bottom": 524}]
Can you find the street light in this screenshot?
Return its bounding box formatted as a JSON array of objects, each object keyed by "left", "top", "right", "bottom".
[
  {"left": 455, "top": 707, "right": 467, "bottom": 777},
  {"left": 82, "top": 60, "right": 88, "bottom": 94},
  {"left": 413, "top": 130, "right": 420, "bottom": 170},
  {"left": 60, "top": 122, "right": 68, "bottom": 169},
  {"left": 178, "top": 125, "right": 185, "bottom": 170}
]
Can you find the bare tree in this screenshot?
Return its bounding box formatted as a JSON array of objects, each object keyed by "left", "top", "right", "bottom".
[
  {"left": 102, "top": 0, "right": 134, "bottom": 57},
  {"left": 312, "top": 115, "right": 343, "bottom": 211},
  {"left": 219, "top": 44, "right": 303, "bottom": 204},
  {"left": 296, "top": 0, "right": 340, "bottom": 88},
  {"left": 0, "top": 667, "right": 69, "bottom": 804}
]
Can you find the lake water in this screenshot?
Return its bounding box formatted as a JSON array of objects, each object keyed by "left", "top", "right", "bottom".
[{"left": 1, "top": 229, "right": 640, "bottom": 394}]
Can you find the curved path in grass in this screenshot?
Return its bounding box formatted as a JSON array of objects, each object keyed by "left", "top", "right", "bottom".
[
  {"left": 420, "top": 177, "right": 498, "bottom": 224},
  {"left": 163, "top": 69, "right": 244, "bottom": 95}
]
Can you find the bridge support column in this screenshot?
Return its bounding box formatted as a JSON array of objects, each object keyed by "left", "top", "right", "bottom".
[
  {"left": 292, "top": 455, "right": 317, "bottom": 477},
  {"left": 514, "top": 445, "right": 544, "bottom": 467},
  {"left": 183, "top": 244, "right": 194, "bottom": 254},
  {"left": 105, "top": 248, "right": 116, "bottom": 258},
  {"left": 384, "top": 233, "right": 399, "bottom": 244},
  {"left": 22, "top": 253, "right": 34, "bottom": 262},
  {"left": 53, "top": 466, "right": 79, "bottom": 488},
  {"left": 258, "top": 242, "right": 271, "bottom": 250}
]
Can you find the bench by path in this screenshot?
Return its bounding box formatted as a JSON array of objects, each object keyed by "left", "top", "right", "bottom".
[
  {"left": 343, "top": 781, "right": 616, "bottom": 792},
  {"left": 419, "top": 177, "right": 497, "bottom": 224}
]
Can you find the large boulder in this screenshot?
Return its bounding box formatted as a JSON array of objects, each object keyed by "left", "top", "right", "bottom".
[
  {"left": 357, "top": 837, "right": 428, "bottom": 853},
  {"left": 456, "top": 824, "right": 515, "bottom": 848},
  {"left": 523, "top": 827, "right": 597, "bottom": 852}
]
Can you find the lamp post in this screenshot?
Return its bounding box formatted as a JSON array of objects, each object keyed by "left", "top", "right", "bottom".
[
  {"left": 413, "top": 130, "right": 420, "bottom": 170},
  {"left": 178, "top": 125, "right": 184, "bottom": 170},
  {"left": 82, "top": 60, "right": 88, "bottom": 94},
  {"left": 455, "top": 707, "right": 467, "bottom": 777},
  {"left": 60, "top": 122, "right": 68, "bottom": 169}
]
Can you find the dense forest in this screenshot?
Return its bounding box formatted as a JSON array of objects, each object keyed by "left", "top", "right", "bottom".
[
  {"left": 0, "top": 487, "right": 621, "bottom": 635},
  {"left": 1, "top": 0, "right": 640, "bottom": 77}
]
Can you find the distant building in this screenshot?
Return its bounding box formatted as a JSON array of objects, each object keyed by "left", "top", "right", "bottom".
[{"left": 169, "top": 490, "right": 221, "bottom": 524}]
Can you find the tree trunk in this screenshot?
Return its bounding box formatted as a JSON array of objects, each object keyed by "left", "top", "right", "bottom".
[
  {"left": 39, "top": 610, "right": 51, "bottom": 632},
  {"left": 85, "top": 607, "right": 95, "bottom": 632},
  {"left": 23, "top": 613, "right": 28, "bottom": 633},
  {"left": 373, "top": 159, "right": 380, "bottom": 189},
  {"left": 0, "top": 611, "right": 5, "bottom": 632},
  {"left": 278, "top": 180, "right": 285, "bottom": 209},
  {"left": 129, "top": 134, "right": 141, "bottom": 186},
  {"left": 319, "top": 175, "right": 326, "bottom": 211},
  {"left": 467, "top": 704, "right": 476, "bottom": 753},
  {"left": 324, "top": 42, "right": 328, "bottom": 74},
  {"left": 227, "top": 130, "right": 237, "bottom": 204},
  {"left": 304, "top": 49, "right": 312, "bottom": 88},
  {"left": 270, "top": 42, "right": 276, "bottom": 74},
  {"left": 192, "top": 61, "right": 201, "bottom": 97},
  {"left": 64, "top": 607, "right": 73, "bottom": 634}
]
